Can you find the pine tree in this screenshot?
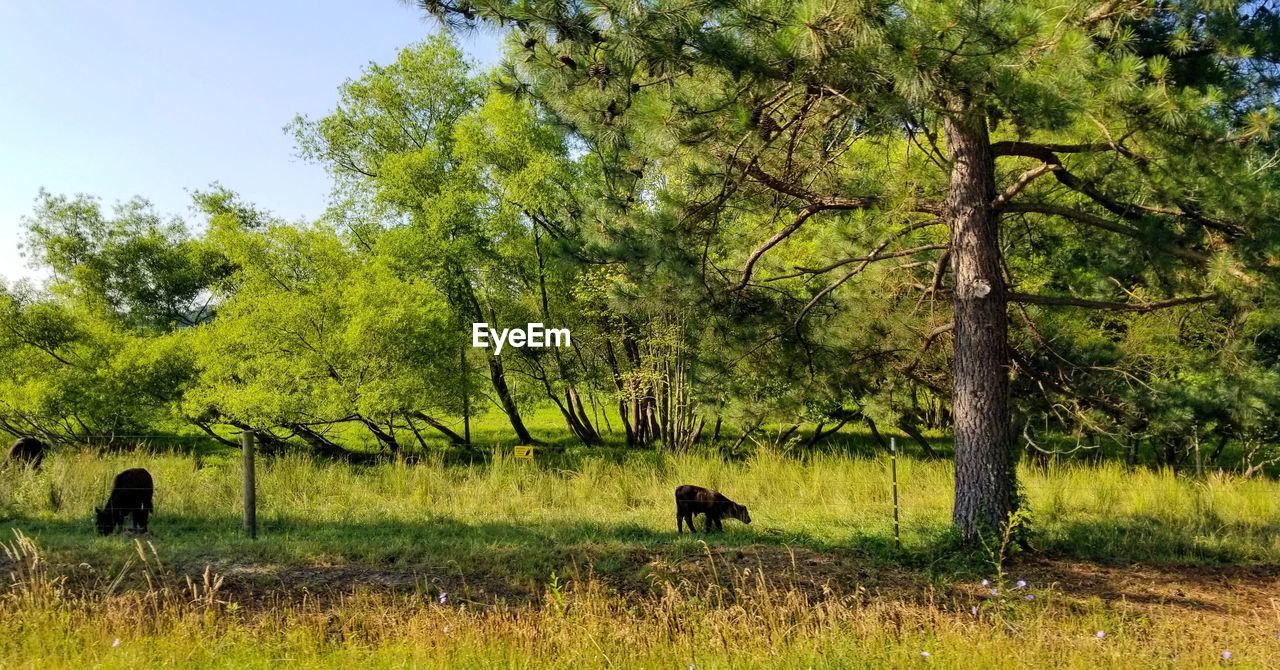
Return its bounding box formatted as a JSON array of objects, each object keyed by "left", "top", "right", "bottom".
[{"left": 408, "top": 0, "right": 1280, "bottom": 541}]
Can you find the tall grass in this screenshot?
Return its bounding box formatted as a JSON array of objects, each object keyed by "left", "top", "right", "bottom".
[
  {"left": 3, "top": 448, "right": 1279, "bottom": 667},
  {"left": 2, "top": 446, "right": 1278, "bottom": 572}
]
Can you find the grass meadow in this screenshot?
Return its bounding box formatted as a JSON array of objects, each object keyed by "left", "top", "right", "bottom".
[{"left": 2, "top": 422, "right": 1279, "bottom": 668}]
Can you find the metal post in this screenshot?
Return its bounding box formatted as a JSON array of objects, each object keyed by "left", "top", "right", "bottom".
[
  {"left": 461, "top": 342, "right": 471, "bottom": 446},
  {"left": 241, "top": 430, "right": 257, "bottom": 539},
  {"left": 890, "top": 437, "right": 901, "bottom": 551}
]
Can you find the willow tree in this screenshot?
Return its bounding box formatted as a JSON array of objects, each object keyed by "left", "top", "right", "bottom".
[{"left": 407, "top": 0, "right": 1280, "bottom": 540}]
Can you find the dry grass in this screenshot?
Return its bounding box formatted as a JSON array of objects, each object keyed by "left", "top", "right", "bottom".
[{"left": 2, "top": 529, "right": 1278, "bottom": 669}]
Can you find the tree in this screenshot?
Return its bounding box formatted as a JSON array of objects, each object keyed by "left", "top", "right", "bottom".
[
  {"left": 22, "top": 190, "right": 230, "bottom": 329},
  {"left": 293, "top": 36, "right": 624, "bottom": 446},
  {"left": 407, "top": 0, "right": 1280, "bottom": 540},
  {"left": 0, "top": 281, "right": 196, "bottom": 444},
  {"left": 187, "top": 215, "right": 464, "bottom": 456}
]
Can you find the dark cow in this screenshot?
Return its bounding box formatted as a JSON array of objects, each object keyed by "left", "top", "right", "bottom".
[
  {"left": 6, "top": 436, "right": 46, "bottom": 470},
  {"left": 675, "top": 484, "right": 751, "bottom": 533},
  {"left": 95, "top": 468, "right": 154, "bottom": 535}
]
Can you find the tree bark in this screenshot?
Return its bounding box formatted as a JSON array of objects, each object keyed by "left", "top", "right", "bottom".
[
  {"left": 411, "top": 411, "right": 467, "bottom": 445},
  {"left": 487, "top": 354, "right": 534, "bottom": 443},
  {"left": 896, "top": 418, "right": 940, "bottom": 459},
  {"left": 944, "top": 107, "right": 1018, "bottom": 542}
]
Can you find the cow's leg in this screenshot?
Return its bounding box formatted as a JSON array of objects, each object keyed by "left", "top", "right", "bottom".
[{"left": 677, "top": 514, "right": 685, "bottom": 533}]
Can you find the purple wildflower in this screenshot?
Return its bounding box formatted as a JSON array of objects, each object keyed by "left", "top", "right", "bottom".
[
  {"left": 920, "top": 651, "right": 931, "bottom": 659},
  {"left": 438, "top": 592, "right": 448, "bottom": 605},
  {"left": 990, "top": 588, "right": 999, "bottom": 596},
  {"left": 970, "top": 605, "right": 979, "bottom": 616},
  {"left": 1025, "top": 594, "right": 1035, "bottom": 601},
  {"left": 1015, "top": 580, "right": 1027, "bottom": 589},
  {"left": 1222, "top": 651, "right": 1232, "bottom": 661},
  {"left": 981, "top": 579, "right": 990, "bottom": 587},
  {"left": 1095, "top": 631, "right": 1106, "bottom": 639}
]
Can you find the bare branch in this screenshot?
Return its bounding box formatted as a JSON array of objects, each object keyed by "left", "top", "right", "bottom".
[
  {"left": 993, "top": 163, "right": 1059, "bottom": 208},
  {"left": 991, "top": 141, "right": 1115, "bottom": 156},
  {"left": 794, "top": 233, "right": 946, "bottom": 325}
]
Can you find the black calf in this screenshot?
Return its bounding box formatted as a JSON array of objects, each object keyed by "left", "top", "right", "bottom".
[
  {"left": 6, "top": 437, "right": 46, "bottom": 470},
  {"left": 95, "top": 468, "right": 154, "bottom": 535},
  {"left": 675, "top": 484, "right": 751, "bottom": 533}
]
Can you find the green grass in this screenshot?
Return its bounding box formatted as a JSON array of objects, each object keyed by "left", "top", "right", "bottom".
[
  {"left": 4, "top": 442, "right": 1278, "bottom": 570},
  {"left": 2, "top": 432, "right": 1279, "bottom": 668}
]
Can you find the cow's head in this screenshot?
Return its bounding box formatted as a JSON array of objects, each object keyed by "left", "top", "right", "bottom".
[{"left": 94, "top": 507, "right": 114, "bottom": 535}]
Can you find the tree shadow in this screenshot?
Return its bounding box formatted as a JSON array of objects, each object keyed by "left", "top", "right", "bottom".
[
  {"left": 1035, "top": 515, "right": 1280, "bottom": 565},
  {"left": 4, "top": 508, "right": 1274, "bottom": 608}
]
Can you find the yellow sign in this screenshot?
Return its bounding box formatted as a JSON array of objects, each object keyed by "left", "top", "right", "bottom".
[{"left": 513, "top": 446, "right": 535, "bottom": 460}]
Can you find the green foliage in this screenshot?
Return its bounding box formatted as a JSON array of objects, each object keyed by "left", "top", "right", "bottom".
[
  {"left": 22, "top": 191, "right": 229, "bottom": 329},
  {"left": 186, "top": 221, "right": 458, "bottom": 434},
  {"left": 402, "top": 0, "right": 1280, "bottom": 470},
  {"left": 5, "top": 7, "right": 1280, "bottom": 476}
]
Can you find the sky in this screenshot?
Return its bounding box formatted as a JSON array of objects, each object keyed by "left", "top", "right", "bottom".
[{"left": 0, "top": 1, "right": 502, "bottom": 283}]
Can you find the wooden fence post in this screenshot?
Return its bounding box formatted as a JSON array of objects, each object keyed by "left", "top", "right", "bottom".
[{"left": 241, "top": 430, "right": 257, "bottom": 539}]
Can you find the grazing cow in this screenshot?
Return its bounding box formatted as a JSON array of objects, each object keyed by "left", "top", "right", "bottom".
[
  {"left": 675, "top": 484, "right": 751, "bottom": 533},
  {"left": 6, "top": 436, "right": 46, "bottom": 470},
  {"left": 95, "top": 468, "right": 154, "bottom": 535}
]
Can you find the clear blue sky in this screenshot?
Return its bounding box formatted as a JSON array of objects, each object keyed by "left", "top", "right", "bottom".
[{"left": 0, "top": 1, "right": 502, "bottom": 283}]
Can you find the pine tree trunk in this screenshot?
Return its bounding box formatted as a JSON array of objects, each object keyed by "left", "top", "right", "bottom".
[{"left": 944, "top": 107, "right": 1018, "bottom": 542}]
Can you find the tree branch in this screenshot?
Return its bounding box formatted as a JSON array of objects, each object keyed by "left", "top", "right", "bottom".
[
  {"left": 722, "top": 153, "right": 944, "bottom": 215},
  {"left": 993, "top": 163, "right": 1059, "bottom": 208},
  {"left": 1003, "top": 201, "right": 1216, "bottom": 265},
  {"left": 993, "top": 142, "right": 1245, "bottom": 237},
  {"left": 991, "top": 141, "right": 1115, "bottom": 156},
  {"left": 1008, "top": 292, "right": 1216, "bottom": 312},
  {"left": 731, "top": 205, "right": 824, "bottom": 290},
  {"left": 776, "top": 243, "right": 948, "bottom": 280},
  {"left": 901, "top": 322, "right": 954, "bottom": 375}
]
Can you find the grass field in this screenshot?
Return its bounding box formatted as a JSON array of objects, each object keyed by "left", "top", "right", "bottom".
[{"left": 2, "top": 426, "right": 1280, "bottom": 668}]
